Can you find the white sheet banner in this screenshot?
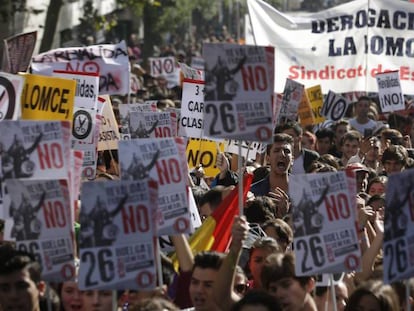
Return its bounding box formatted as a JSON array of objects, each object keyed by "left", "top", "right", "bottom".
[
  {"left": 31, "top": 41, "right": 129, "bottom": 95},
  {"left": 247, "top": 0, "right": 414, "bottom": 94}
]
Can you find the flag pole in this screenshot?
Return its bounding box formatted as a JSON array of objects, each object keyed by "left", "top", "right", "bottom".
[{"left": 238, "top": 140, "right": 243, "bottom": 215}]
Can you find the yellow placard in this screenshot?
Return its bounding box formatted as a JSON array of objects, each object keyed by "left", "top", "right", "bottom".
[
  {"left": 298, "top": 91, "right": 314, "bottom": 126},
  {"left": 20, "top": 73, "right": 76, "bottom": 121},
  {"left": 306, "top": 85, "right": 325, "bottom": 124},
  {"left": 186, "top": 138, "right": 225, "bottom": 178}
]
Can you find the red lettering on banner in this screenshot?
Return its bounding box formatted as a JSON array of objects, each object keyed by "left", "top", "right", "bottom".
[
  {"left": 154, "top": 127, "right": 171, "bottom": 138},
  {"left": 65, "top": 61, "right": 100, "bottom": 74},
  {"left": 241, "top": 65, "right": 268, "bottom": 91},
  {"left": 37, "top": 143, "right": 64, "bottom": 170},
  {"left": 155, "top": 158, "right": 181, "bottom": 185},
  {"left": 325, "top": 193, "right": 350, "bottom": 221},
  {"left": 43, "top": 201, "right": 67, "bottom": 228},
  {"left": 121, "top": 205, "right": 149, "bottom": 233}
]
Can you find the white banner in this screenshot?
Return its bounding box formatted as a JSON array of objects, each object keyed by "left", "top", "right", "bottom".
[
  {"left": 247, "top": 0, "right": 414, "bottom": 94},
  {"left": 31, "top": 41, "right": 130, "bottom": 95}
]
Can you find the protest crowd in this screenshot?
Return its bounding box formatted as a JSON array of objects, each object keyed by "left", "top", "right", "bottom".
[{"left": 2, "top": 1, "right": 414, "bottom": 311}]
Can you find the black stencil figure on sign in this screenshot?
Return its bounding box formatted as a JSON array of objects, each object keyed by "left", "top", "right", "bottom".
[
  {"left": 79, "top": 194, "right": 128, "bottom": 248},
  {"left": 205, "top": 55, "right": 246, "bottom": 101},
  {"left": 384, "top": 179, "right": 414, "bottom": 242},
  {"left": 124, "top": 149, "right": 160, "bottom": 180},
  {"left": 293, "top": 185, "right": 330, "bottom": 238},
  {"left": 4, "top": 133, "right": 42, "bottom": 178},
  {"left": 131, "top": 120, "right": 159, "bottom": 139},
  {"left": 10, "top": 191, "right": 46, "bottom": 241}
]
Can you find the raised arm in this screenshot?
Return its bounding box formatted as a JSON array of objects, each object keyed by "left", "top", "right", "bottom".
[{"left": 212, "top": 215, "right": 249, "bottom": 311}]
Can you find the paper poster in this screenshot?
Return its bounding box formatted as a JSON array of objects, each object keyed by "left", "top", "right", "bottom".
[
  {"left": 78, "top": 180, "right": 158, "bottom": 290},
  {"left": 5, "top": 179, "right": 75, "bottom": 282},
  {"left": 118, "top": 137, "right": 190, "bottom": 236},
  {"left": 383, "top": 169, "right": 414, "bottom": 283},
  {"left": 290, "top": 171, "right": 361, "bottom": 276},
  {"left": 202, "top": 43, "right": 274, "bottom": 142}
]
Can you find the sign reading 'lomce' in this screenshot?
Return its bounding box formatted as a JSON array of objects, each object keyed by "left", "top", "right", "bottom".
[{"left": 20, "top": 74, "right": 76, "bottom": 121}]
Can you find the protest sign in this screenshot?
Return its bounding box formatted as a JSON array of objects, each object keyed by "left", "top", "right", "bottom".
[
  {"left": 306, "top": 85, "right": 325, "bottom": 124},
  {"left": 202, "top": 43, "right": 274, "bottom": 142},
  {"left": 148, "top": 56, "right": 181, "bottom": 88},
  {"left": 191, "top": 57, "right": 205, "bottom": 71},
  {"left": 179, "top": 78, "right": 205, "bottom": 138},
  {"left": 32, "top": 41, "right": 130, "bottom": 95},
  {"left": 383, "top": 169, "right": 414, "bottom": 283},
  {"left": 278, "top": 78, "right": 304, "bottom": 123},
  {"left": 129, "top": 111, "right": 177, "bottom": 139},
  {"left": 297, "top": 91, "right": 315, "bottom": 126},
  {"left": 376, "top": 71, "right": 405, "bottom": 113},
  {"left": 119, "top": 137, "right": 190, "bottom": 236},
  {"left": 321, "top": 91, "right": 350, "bottom": 121},
  {"left": 225, "top": 140, "right": 265, "bottom": 160},
  {"left": 97, "top": 95, "right": 120, "bottom": 151},
  {"left": 2, "top": 31, "right": 37, "bottom": 74},
  {"left": 118, "top": 102, "right": 158, "bottom": 139},
  {"left": 289, "top": 171, "right": 361, "bottom": 276},
  {"left": 5, "top": 179, "right": 75, "bottom": 282},
  {"left": 20, "top": 74, "right": 76, "bottom": 121},
  {"left": 52, "top": 71, "right": 99, "bottom": 145},
  {"left": 0, "top": 120, "right": 71, "bottom": 180},
  {"left": 0, "top": 72, "right": 25, "bottom": 120},
  {"left": 186, "top": 138, "right": 225, "bottom": 178},
  {"left": 69, "top": 150, "right": 83, "bottom": 219},
  {"left": 247, "top": 0, "right": 414, "bottom": 94},
  {"left": 78, "top": 180, "right": 158, "bottom": 290},
  {"left": 52, "top": 70, "right": 99, "bottom": 111},
  {"left": 180, "top": 62, "right": 204, "bottom": 80}
]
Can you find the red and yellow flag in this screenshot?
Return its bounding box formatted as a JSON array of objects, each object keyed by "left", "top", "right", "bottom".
[{"left": 171, "top": 173, "right": 253, "bottom": 268}]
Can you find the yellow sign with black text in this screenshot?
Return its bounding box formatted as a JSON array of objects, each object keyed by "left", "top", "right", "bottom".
[
  {"left": 187, "top": 138, "right": 225, "bottom": 178},
  {"left": 20, "top": 73, "right": 76, "bottom": 121}
]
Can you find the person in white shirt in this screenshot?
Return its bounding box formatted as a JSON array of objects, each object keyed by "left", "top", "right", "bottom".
[{"left": 349, "top": 96, "right": 377, "bottom": 137}]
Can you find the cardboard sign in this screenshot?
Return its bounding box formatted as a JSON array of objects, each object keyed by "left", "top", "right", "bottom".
[
  {"left": 290, "top": 171, "right": 361, "bottom": 276},
  {"left": 2, "top": 31, "right": 37, "bottom": 74},
  {"left": 20, "top": 74, "right": 76, "bottom": 121},
  {"left": 97, "top": 95, "right": 120, "bottom": 151},
  {"left": 78, "top": 180, "right": 158, "bottom": 290},
  {"left": 376, "top": 70, "right": 405, "bottom": 113}
]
